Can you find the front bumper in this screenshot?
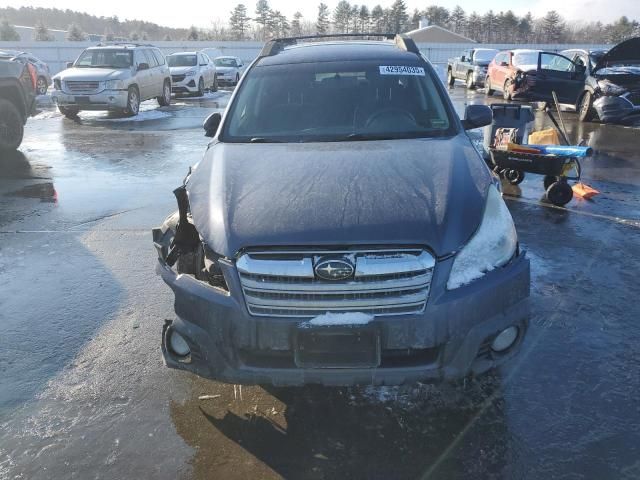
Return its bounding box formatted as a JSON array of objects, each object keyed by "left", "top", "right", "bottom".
[
  {"left": 158, "top": 251, "right": 530, "bottom": 386},
  {"left": 171, "top": 76, "right": 198, "bottom": 94},
  {"left": 472, "top": 70, "right": 487, "bottom": 86},
  {"left": 593, "top": 95, "right": 640, "bottom": 123},
  {"left": 217, "top": 73, "right": 236, "bottom": 85},
  {"left": 51, "top": 89, "right": 128, "bottom": 110}
]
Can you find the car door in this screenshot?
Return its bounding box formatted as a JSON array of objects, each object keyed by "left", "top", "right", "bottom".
[
  {"left": 204, "top": 54, "right": 215, "bottom": 83},
  {"left": 144, "top": 49, "right": 161, "bottom": 98},
  {"left": 198, "top": 53, "right": 210, "bottom": 84},
  {"left": 133, "top": 49, "right": 151, "bottom": 99},
  {"left": 457, "top": 51, "right": 470, "bottom": 77},
  {"left": 493, "top": 53, "right": 508, "bottom": 87},
  {"left": 533, "top": 52, "right": 585, "bottom": 103}
]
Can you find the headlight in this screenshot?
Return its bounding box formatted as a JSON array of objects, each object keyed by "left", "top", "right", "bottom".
[
  {"left": 597, "top": 79, "right": 626, "bottom": 96},
  {"left": 447, "top": 185, "right": 518, "bottom": 289},
  {"left": 184, "top": 69, "right": 197, "bottom": 76},
  {"left": 105, "top": 79, "right": 125, "bottom": 90}
]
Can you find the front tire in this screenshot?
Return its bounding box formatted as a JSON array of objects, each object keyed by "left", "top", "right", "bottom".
[
  {"left": 0, "top": 98, "right": 24, "bottom": 151},
  {"left": 578, "top": 91, "right": 595, "bottom": 122},
  {"left": 503, "top": 79, "right": 513, "bottom": 101},
  {"left": 157, "top": 80, "right": 171, "bottom": 106},
  {"left": 36, "top": 76, "right": 48, "bottom": 95},
  {"left": 546, "top": 181, "right": 573, "bottom": 206},
  {"left": 196, "top": 77, "right": 204, "bottom": 97},
  {"left": 211, "top": 74, "right": 218, "bottom": 92},
  {"left": 447, "top": 69, "right": 455, "bottom": 86},
  {"left": 124, "top": 85, "right": 140, "bottom": 116}
]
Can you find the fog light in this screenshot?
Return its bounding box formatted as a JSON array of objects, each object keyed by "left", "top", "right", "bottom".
[
  {"left": 491, "top": 326, "right": 519, "bottom": 353},
  {"left": 169, "top": 330, "right": 190, "bottom": 357}
]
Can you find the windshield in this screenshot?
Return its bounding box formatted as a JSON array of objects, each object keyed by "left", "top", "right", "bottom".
[
  {"left": 512, "top": 52, "right": 538, "bottom": 67},
  {"left": 168, "top": 55, "right": 197, "bottom": 67},
  {"left": 221, "top": 61, "right": 456, "bottom": 143},
  {"left": 214, "top": 57, "right": 236, "bottom": 67},
  {"left": 75, "top": 49, "right": 132, "bottom": 68},
  {"left": 474, "top": 50, "right": 498, "bottom": 63}
]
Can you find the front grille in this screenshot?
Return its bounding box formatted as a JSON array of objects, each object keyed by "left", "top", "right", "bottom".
[
  {"left": 171, "top": 74, "right": 186, "bottom": 83},
  {"left": 65, "top": 81, "right": 101, "bottom": 93},
  {"left": 237, "top": 248, "right": 435, "bottom": 318}
]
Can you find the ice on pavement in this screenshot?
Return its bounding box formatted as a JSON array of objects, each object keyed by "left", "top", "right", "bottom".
[{"left": 306, "top": 312, "right": 373, "bottom": 326}]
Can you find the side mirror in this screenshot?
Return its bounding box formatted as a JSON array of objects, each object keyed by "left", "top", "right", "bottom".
[
  {"left": 500, "top": 61, "right": 509, "bottom": 67},
  {"left": 462, "top": 104, "right": 493, "bottom": 130},
  {"left": 66, "top": 62, "right": 74, "bottom": 68},
  {"left": 461, "top": 56, "right": 466, "bottom": 62},
  {"left": 203, "top": 112, "right": 222, "bottom": 137},
  {"left": 137, "top": 63, "right": 149, "bottom": 71}
]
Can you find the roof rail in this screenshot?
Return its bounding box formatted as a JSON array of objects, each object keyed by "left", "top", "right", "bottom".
[{"left": 259, "top": 33, "right": 420, "bottom": 58}]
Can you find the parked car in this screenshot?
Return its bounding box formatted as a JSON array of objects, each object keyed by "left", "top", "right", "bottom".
[
  {"left": 213, "top": 56, "right": 244, "bottom": 86},
  {"left": 153, "top": 34, "right": 530, "bottom": 387},
  {"left": 447, "top": 48, "right": 498, "bottom": 89},
  {"left": 561, "top": 38, "right": 640, "bottom": 123},
  {"left": 0, "top": 50, "right": 51, "bottom": 95},
  {"left": 486, "top": 49, "right": 541, "bottom": 100},
  {"left": 167, "top": 51, "right": 217, "bottom": 96},
  {"left": 0, "top": 57, "right": 36, "bottom": 150},
  {"left": 51, "top": 43, "right": 171, "bottom": 118}
]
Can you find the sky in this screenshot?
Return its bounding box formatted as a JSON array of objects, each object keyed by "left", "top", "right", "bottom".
[{"left": 2, "top": 0, "right": 638, "bottom": 29}]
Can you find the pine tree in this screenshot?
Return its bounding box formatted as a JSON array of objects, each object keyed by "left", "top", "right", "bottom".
[
  {"left": 542, "top": 10, "right": 564, "bottom": 43},
  {"left": 186, "top": 26, "right": 199, "bottom": 40},
  {"left": 370, "top": 5, "right": 384, "bottom": 33},
  {"left": 450, "top": 6, "right": 466, "bottom": 33},
  {"left": 359, "top": 6, "right": 370, "bottom": 32},
  {"left": 230, "top": 4, "right": 250, "bottom": 40},
  {"left": 481, "top": 11, "right": 497, "bottom": 43},
  {"left": 517, "top": 12, "right": 533, "bottom": 43},
  {"left": 333, "top": 1, "right": 351, "bottom": 33},
  {"left": 425, "top": 6, "right": 449, "bottom": 28},
  {"left": 350, "top": 5, "right": 360, "bottom": 33},
  {"left": 409, "top": 9, "right": 422, "bottom": 30},
  {"left": 466, "top": 12, "right": 482, "bottom": 41},
  {"left": 291, "top": 12, "right": 303, "bottom": 36},
  {"left": 34, "top": 20, "right": 53, "bottom": 41},
  {"left": 0, "top": 19, "right": 20, "bottom": 41},
  {"left": 389, "top": 0, "right": 408, "bottom": 33},
  {"left": 131, "top": 31, "right": 140, "bottom": 41},
  {"left": 255, "top": 0, "right": 272, "bottom": 39},
  {"left": 66, "top": 23, "right": 86, "bottom": 41},
  {"left": 316, "top": 3, "right": 330, "bottom": 34}
]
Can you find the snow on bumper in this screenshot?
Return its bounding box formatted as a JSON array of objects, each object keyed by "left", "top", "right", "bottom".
[{"left": 158, "top": 252, "right": 530, "bottom": 386}]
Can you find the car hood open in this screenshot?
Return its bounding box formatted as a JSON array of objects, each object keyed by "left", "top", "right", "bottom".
[
  {"left": 185, "top": 135, "right": 491, "bottom": 258},
  {"left": 594, "top": 37, "right": 640, "bottom": 72}
]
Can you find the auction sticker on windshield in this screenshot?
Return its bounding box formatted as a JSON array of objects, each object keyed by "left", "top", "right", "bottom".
[{"left": 379, "top": 65, "right": 425, "bottom": 76}]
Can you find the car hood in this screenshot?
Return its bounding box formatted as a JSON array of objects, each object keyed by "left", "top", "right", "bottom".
[
  {"left": 54, "top": 67, "right": 130, "bottom": 81},
  {"left": 215, "top": 66, "right": 234, "bottom": 74},
  {"left": 186, "top": 135, "right": 491, "bottom": 258},
  {"left": 594, "top": 37, "right": 640, "bottom": 72},
  {"left": 515, "top": 65, "right": 538, "bottom": 73},
  {"left": 169, "top": 66, "right": 196, "bottom": 74}
]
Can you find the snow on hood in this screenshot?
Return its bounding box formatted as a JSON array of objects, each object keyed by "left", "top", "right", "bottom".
[
  {"left": 304, "top": 312, "right": 373, "bottom": 327},
  {"left": 186, "top": 135, "right": 492, "bottom": 258},
  {"left": 594, "top": 37, "right": 640, "bottom": 72},
  {"left": 595, "top": 65, "right": 640, "bottom": 76},
  {"left": 515, "top": 64, "right": 537, "bottom": 73},
  {"left": 54, "top": 67, "right": 130, "bottom": 81}
]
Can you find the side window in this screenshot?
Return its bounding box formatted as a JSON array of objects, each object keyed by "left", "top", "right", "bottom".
[
  {"left": 152, "top": 49, "right": 165, "bottom": 66},
  {"left": 133, "top": 50, "right": 146, "bottom": 67},
  {"left": 541, "top": 53, "right": 574, "bottom": 72},
  {"left": 144, "top": 49, "right": 159, "bottom": 68}
]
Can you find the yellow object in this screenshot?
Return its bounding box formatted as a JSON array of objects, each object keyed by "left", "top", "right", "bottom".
[{"left": 529, "top": 128, "right": 561, "bottom": 145}]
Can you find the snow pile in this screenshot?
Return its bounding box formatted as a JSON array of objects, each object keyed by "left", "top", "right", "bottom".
[
  {"left": 79, "top": 104, "right": 170, "bottom": 123},
  {"left": 306, "top": 312, "right": 373, "bottom": 327}
]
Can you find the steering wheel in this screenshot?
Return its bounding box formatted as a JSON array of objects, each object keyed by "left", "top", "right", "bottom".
[{"left": 365, "top": 108, "right": 416, "bottom": 129}]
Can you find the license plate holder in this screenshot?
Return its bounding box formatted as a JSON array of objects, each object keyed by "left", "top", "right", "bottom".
[
  {"left": 294, "top": 325, "right": 380, "bottom": 369},
  {"left": 74, "top": 96, "right": 91, "bottom": 104}
]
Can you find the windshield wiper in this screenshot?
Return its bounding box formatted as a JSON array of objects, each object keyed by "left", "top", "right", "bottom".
[
  {"left": 249, "top": 137, "right": 283, "bottom": 143},
  {"left": 340, "top": 133, "right": 397, "bottom": 141}
]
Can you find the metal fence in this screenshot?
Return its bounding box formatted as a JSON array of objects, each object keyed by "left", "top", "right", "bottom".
[{"left": 0, "top": 40, "right": 613, "bottom": 75}]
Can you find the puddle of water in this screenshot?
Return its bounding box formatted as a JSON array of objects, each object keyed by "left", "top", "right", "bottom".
[{"left": 7, "top": 183, "right": 57, "bottom": 203}]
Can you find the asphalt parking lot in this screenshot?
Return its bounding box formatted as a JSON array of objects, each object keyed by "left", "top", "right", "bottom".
[{"left": 1, "top": 84, "right": 640, "bottom": 479}]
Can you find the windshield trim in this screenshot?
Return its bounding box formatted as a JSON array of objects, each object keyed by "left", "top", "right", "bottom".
[{"left": 218, "top": 58, "right": 460, "bottom": 144}]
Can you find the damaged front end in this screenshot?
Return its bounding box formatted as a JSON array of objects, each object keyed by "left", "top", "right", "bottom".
[{"left": 152, "top": 184, "right": 232, "bottom": 377}]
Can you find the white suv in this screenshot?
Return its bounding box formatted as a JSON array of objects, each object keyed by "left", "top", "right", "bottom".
[
  {"left": 167, "top": 51, "right": 217, "bottom": 96},
  {"left": 52, "top": 44, "right": 172, "bottom": 117}
]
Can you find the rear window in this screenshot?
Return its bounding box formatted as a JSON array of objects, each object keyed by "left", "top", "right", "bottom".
[
  {"left": 222, "top": 60, "right": 456, "bottom": 143},
  {"left": 168, "top": 55, "right": 197, "bottom": 67},
  {"left": 214, "top": 57, "right": 237, "bottom": 67}
]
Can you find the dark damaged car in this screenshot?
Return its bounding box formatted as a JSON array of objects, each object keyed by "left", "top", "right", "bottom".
[
  {"left": 563, "top": 38, "right": 640, "bottom": 123},
  {"left": 153, "top": 34, "right": 530, "bottom": 387}
]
